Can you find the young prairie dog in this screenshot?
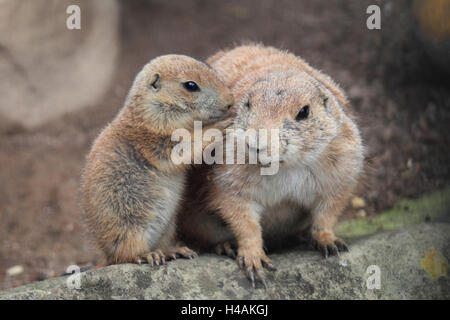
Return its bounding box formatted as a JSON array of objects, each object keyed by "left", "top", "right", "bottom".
[
  {"left": 81, "top": 55, "right": 233, "bottom": 265},
  {"left": 179, "top": 45, "right": 364, "bottom": 287}
]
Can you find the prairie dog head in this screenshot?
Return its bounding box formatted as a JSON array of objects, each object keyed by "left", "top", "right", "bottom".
[
  {"left": 231, "top": 70, "right": 343, "bottom": 167},
  {"left": 125, "top": 55, "right": 233, "bottom": 133}
]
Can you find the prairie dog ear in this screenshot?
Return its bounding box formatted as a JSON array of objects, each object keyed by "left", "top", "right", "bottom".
[
  {"left": 318, "top": 89, "right": 329, "bottom": 108},
  {"left": 317, "top": 87, "right": 338, "bottom": 115},
  {"left": 318, "top": 87, "right": 343, "bottom": 125},
  {"left": 148, "top": 73, "right": 161, "bottom": 92}
]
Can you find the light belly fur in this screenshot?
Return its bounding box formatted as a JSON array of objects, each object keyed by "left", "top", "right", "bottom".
[
  {"left": 144, "top": 173, "right": 185, "bottom": 249},
  {"left": 245, "top": 166, "right": 318, "bottom": 242}
]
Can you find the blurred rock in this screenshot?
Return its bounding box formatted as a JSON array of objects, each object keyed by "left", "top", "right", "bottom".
[
  {"left": 6, "top": 265, "right": 24, "bottom": 276},
  {"left": 0, "top": 0, "right": 120, "bottom": 129},
  {"left": 351, "top": 196, "right": 366, "bottom": 209},
  {"left": 355, "top": 209, "right": 367, "bottom": 219},
  {"left": 407, "top": 158, "right": 413, "bottom": 169}
]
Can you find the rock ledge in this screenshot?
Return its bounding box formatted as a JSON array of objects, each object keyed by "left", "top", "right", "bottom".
[{"left": 1, "top": 223, "right": 449, "bottom": 299}]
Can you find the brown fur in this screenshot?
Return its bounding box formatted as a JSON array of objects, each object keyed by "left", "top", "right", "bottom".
[
  {"left": 81, "top": 55, "right": 233, "bottom": 265},
  {"left": 178, "top": 44, "right": 364, "bottom": 286}
]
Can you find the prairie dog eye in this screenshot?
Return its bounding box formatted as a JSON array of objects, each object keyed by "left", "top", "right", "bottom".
[
  {"left": 183, "top": 81, "right": 200, "bottom": 92},
  {"left": 245, "top": 100, "right": 251, "bottom": 109},
  {"left": 295, "top": 105, "right": 309, "bottom": 121}
]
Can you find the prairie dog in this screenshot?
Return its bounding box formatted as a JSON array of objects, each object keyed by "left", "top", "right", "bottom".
[
  {"left": 81, "top": 55, "right": 233, "bottom": 265},
  {"left": 179, "top": 45, "right": 364, "bottom": 287}
]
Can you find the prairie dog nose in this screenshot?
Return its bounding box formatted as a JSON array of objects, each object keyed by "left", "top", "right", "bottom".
[{"left": 224, "top": 93, "right": 234, "bottom": 109}]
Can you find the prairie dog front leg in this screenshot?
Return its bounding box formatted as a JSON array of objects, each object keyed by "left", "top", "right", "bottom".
[
  {"left": 214, "top": 194, "right": 274, "bottom": 288},
  {"left": 310, "top": 191, "right": 351, "bottom": 258}
]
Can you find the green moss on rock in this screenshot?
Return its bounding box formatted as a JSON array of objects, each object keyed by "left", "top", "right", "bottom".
[{"left": 336, "top": 187, "right": 450, "bottom": 239}]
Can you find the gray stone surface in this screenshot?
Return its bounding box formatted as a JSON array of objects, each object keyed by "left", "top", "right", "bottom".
[
  {"left": 0, "top": 0, "right": 119, "bottom": 129},
  {"left": 1, "top": 223, "right": 449, "bottom": 299}
]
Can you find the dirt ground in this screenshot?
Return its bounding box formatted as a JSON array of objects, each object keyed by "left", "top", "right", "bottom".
[{"left": 1, "top": 0, "right": 449, "bottom": 289}]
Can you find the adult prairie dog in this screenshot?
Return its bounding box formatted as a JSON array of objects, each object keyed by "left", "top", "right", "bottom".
[
  {"left": 179, "top": 45, "right": 364, "bottom": 287},
  {"left": 81, "top": 55, "right": 233, "bottom": 265}
]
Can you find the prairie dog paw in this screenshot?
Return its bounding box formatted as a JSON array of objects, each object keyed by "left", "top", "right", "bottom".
[
  {"left": 165, "top": 246, "right": 198, "bottom": 260},
  {"left": 311, "top": 230, "right": 349, "bottom": 258},
  {"left": 237, "top": 247, "right": 276, "bottom": 289},
  {"left": 215, "top": 241, "right": 237, "bottom": 258},
  {"left": 135, "top": 249, "right": 166, "bottom": 267}
]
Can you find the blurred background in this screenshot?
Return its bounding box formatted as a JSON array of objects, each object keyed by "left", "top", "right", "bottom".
[{"left": 0, "top": 0, "right": 449, "bottom": 289}]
